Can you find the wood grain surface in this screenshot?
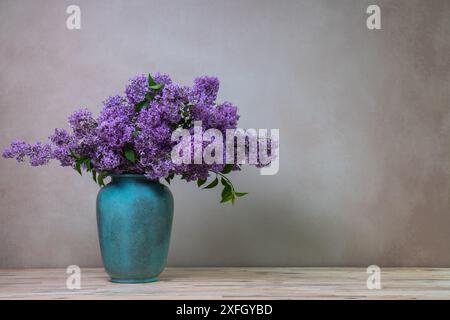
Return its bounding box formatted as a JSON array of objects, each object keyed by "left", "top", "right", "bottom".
[{"left": 1, "top": 268, "right": 449, "bottom": 300}]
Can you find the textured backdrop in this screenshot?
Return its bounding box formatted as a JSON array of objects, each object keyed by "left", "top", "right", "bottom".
[{"left": 0, "top": 0, "right": 449, "bottom": 267}]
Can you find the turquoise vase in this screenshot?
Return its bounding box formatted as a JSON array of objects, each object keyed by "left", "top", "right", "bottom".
[{"left": 96, "top": 174, "right": 174, "bottom": 283}]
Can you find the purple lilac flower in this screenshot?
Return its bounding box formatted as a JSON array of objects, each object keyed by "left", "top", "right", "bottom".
[
  {"left": 125, "top": 75, "right": 148, "bottom": 106},
  {"left": 94, "top": 146, "right": 122, "bottom": 171},
  {"left": 96, "top": 117, "right": 134, "bottom": 149},
  {"left": 49, "top": 129, "right": 76, "bottom": 166},
  {"left": 29, "top": 142, "right": 52, "bottom": 166},
  {"left": 2, "top": 72, "right": 276, "bottom": 185},
  {"left": 213, "top": 101, "right": 239, "bottom": 131},
  {"left": 144, "top": 158, "right": 174, "bottom": 180},
  {"left": 3, "top": 140, "right": 52, "bottom": 166},
  {"left": 148, "top": 123, "right": 172, "bottom": 145},
  {"left": 52, "top": 147, "right": 74, "bottom": 167},
  {"left": 157, "top": 84, "right": 187, "bottom": 124},
  {"left": 152, "top": 72, "right": 172, "bottom": 86},
  {"left": 136, "top": 105, "right": 162, "bottom": 131},
  {"left": 98, "top": 95, "right": 134, "bottom": 124},
  {"left": 2, "top": 140, "right": 31, "bottom": 162},
  {"left": 192, "top": 76, "right": 219, "bottom": 107},
  {"left": 68, "top": 108, "right": 96, "bottom": 139},
  {"left": 49, "top": 128, "right": 73, "bottom": 147}
]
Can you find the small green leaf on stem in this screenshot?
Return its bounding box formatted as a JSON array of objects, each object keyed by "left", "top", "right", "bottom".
[
  {"left": 75, "top": 162, "right": 82, "bottom": 175},
  {"left": 148, "top": 73, "right": 157, "bottom": 87},
  {"left": 203, "top": 177, "right": 219, "bottom": 189},
  {"left": 165, "top": 173, "right": 174, "bottom": 185},
  {"left": 85, "top": 159, "right": 92, "bottom": 172},
  {"left": 70, "top": 149, "right": 80, "bottom": 159},
  {"left": 197, "top": 178, "right": 207, "bottom": 187},
  {"left": 221, "top": 164, "right": 234, "bottom": 174},
  {"left": 135, "top": 100, "right": 147, "bottom": 112},
  {"left": 220, "top": 192, "right": 234, "bottom": 204},
  {"left": 235, "top": 192, "right": 248, "bottom": 197},
  {"left": 149, "top": 83, "right": 163, "bottom": 90},
  {"left": 220, "top": 177, "right": 231, "bottom": 188},
  {"left": 220, "top": 177, "right": 233, "bottom": 203},
  {"left": 221, "top": 184, "right": 232, "bottom": 198},
  {"left": 97, "top": 172, "right": 109, "bottom": 187},
  {"left": 124, "top": 148, "right": 136, "bottom": 163}
]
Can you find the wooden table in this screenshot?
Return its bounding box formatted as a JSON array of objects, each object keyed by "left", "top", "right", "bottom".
[{"left": 0, "top": 268, "right": 449, "bottom": 300}]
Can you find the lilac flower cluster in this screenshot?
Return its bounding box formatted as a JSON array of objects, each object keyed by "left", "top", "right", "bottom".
[
  {"left": 3, "top": 73, "right": 274, "bottom": 201},
  {"left": 3, "top": 140, "right": 52, "bottom": 166}
]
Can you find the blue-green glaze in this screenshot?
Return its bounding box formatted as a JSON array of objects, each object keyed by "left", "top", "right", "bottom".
[{"left": 96, "top": 174, "right": 174, "bottom": 283}]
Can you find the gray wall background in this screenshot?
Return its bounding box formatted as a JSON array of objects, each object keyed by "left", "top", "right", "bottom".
[{"left": 0, "top": 0, "right": 449, "bottom": 268}]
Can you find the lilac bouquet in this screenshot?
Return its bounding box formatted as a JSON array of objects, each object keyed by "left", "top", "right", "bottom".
[{"left": 3, "top": 73, "right": 274, "bottom": 203}]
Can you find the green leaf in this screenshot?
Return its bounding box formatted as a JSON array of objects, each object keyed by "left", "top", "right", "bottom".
[
  {"left": 221, "top": 184, "right": 232, "bottom": 199},
  {"left": 85, "top": 159, "right": 92, "bottom": 172},
  {"left": 235, "top": 192, "right": 248, "bottom": 197},
  {"left": 149, "top": 91, "right": 158, "bottom": 102},
  {"left": 220, "top": 193, "right": 233, "bottom": 204},
  {"left": 203, "top": 177, "right": 218, "bottom": 189},
  {"left": 165, "top": 173, "right": 174, "bottom": 185},
  {"left": 197, "top": 178, "right": 207, "bottom": 187},
  {"left": 69, "top": 149, "right": 80, "bottom": 159},
  {"left": 220, "top": 177, "right": 231, "bottom": 188},
  {"left": 220, "top": 177, "right": 234, "bottom": 204},
  {"left": 97, "top": 172, "right": 108, "bottom": 187},
  {"left": 148, "top": 73, "right": 157, "bottom": 87},
  {"left": 124, "top": 148, "right": 136, "bottom": 163},
  {"left": 147, "top": 73, "right": 164, "bottom": 90},
  {"left": 92, "top": 171, "right": 97, "bottom": 183},
  {"left": 149, "top": 83, "right": 163, "bottom": 90},
  {"left": 221, "top": 164, "right": 234, "bottom": 174},
  {"left": 75, "top": 161, "right": 82, "bottom": 175},
  {"left": 135, "top": 100, "right": 147, "bottom": 112}
]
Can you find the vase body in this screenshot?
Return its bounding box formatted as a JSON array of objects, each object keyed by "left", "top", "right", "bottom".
[{"left": 96, "top": 174, "right": 174, "bottom": 283}]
